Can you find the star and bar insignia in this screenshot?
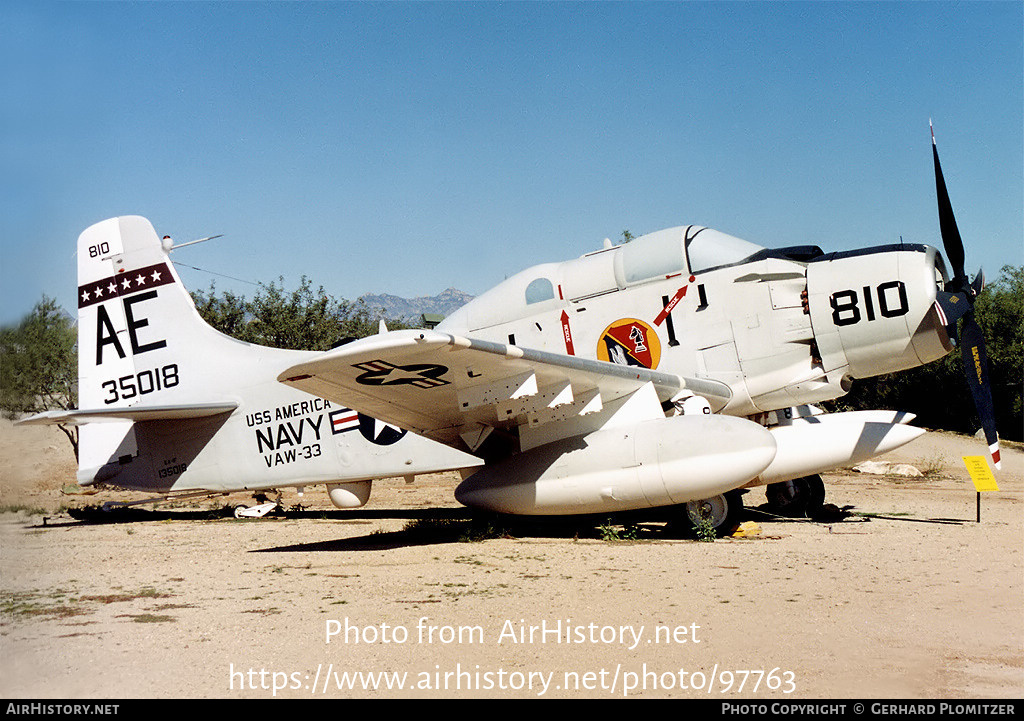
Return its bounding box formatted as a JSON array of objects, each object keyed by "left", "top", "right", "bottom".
[{"left": 352, "top": 360, "right": 450, "bottom": 389}]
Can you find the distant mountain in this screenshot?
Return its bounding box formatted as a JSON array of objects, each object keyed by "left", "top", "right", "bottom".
[{"left": 358, "top": 287, "right": 474, "bottom": 326}]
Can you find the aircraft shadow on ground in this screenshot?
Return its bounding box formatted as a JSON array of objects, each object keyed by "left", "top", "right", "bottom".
[
  {"left": 251, "top": 504, "right": 966, "bottom": 553},
  {"left": 51, "top": 501, "right": 964, "bottom": 551}
]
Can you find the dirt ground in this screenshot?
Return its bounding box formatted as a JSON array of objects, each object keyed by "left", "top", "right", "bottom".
[{"left": 1, "top": 417, "right": 1021, "bottom": 699}]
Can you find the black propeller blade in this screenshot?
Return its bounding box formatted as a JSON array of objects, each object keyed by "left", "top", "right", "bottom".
[
  {"left": 932, "top": 123, "right": 968, "bottom": 288},
  {"left": 959, "top": 313, "right": 1000, "bottom": 467},
  {"left": 930, "top": 123, "right": 1001, "bottom": 469}
]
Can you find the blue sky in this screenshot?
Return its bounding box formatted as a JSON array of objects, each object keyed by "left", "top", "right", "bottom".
[{"left": 2, "top": 1, "right": 1021, "bottom": 326}]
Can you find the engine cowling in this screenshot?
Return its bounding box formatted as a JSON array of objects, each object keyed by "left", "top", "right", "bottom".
[
  {"left": 455, "top": 414, "right": 776, "bottom": 515},
  {"left": 806, "top": 244, "right": 952, "bottom": 381}
]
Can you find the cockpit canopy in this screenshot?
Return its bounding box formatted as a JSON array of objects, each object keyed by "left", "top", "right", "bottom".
[
  {"left": 441, "top": 225, "right": 766, "bottom": 332},
  {"left": 619, "top": 225, "right": 765, "bottom": 281}
]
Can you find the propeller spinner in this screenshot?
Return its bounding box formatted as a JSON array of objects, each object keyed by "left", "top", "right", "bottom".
[{"left": 930, "top": 123, "right": 1001, "bottom": 469}]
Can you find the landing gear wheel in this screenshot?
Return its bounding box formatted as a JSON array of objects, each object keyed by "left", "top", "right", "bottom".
[
  {"left": 765, "top": 475, "right": 825, "bottom": 518},
  {"left": 675, "top": 490, "right": 743, "bottom": 538}
]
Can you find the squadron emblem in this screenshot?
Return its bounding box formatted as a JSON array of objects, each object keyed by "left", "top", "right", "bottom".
[{"left": 596, "top": 318, "right": 662, "bottom": 369}]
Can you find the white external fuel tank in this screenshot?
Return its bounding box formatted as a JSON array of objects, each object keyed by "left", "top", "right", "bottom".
[
  {"left": 455, "top": 414, "right": 777, "bottom": 515},
  {"left": 744, "top": 410, "right": 925, "bottom": 487}
]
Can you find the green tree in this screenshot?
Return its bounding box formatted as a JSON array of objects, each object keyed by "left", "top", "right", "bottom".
[
  {"left": 0, "top": 297, "right": 79, "bottom": 458},
  {"left": 191, "top": 283, "right": 249, "bottom": 341},
  {"left": 191, "top": 276, "right": 403, "bottom": 351}
]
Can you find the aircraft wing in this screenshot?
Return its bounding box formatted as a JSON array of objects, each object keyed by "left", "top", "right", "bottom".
[{"left": 278, "top": 329, "right": 732, "bottom": 451}]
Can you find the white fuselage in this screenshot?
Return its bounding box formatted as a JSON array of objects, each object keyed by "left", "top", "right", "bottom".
[{"left": 438, "top": 226, "right": 950, "bottom": 419}]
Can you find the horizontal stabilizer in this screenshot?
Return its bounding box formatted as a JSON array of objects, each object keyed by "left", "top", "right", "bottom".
[{"left": 16, "top": 402, "right": 238, "bottom": 426}]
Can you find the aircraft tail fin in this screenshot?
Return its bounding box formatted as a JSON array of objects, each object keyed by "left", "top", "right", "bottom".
[
  {"left": 63, "top": 216, "right": 476, "bottom": 495},
  {"left": 71, "top": 216, "right": 266, "bottom": 485}
]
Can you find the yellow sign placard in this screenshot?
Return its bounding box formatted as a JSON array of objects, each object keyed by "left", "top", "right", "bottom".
[{"left": 962, "top": 456, "right": 999, "bottom": 492}]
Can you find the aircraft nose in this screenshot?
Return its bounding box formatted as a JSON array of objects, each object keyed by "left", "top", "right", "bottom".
[{"left": 805, "top": 244, "right": 952, "bottom": 378}]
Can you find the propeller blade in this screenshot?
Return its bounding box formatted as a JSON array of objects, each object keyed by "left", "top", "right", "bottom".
[
  {"left": 959, "top": 311, "right": 1001, "bottom": 469},
  {"left": 933, "top": 291, "right": 971, "bottom": 342},
  {"left": 931, "top": 122, "right": 968, "bottom": 287},
  {"left": 971, "top": 267, "right": 985, "bottom": 297}
]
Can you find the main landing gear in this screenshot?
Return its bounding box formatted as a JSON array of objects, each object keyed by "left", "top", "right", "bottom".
[
  {"left": 669, "top": 489, "right": 744, "bottom": 538},
  {"left": 764, "top": 475, "right": 825, "bottom": 518},
  {"left": 666, "top": 474, "right": 830, "bottom": 537}
]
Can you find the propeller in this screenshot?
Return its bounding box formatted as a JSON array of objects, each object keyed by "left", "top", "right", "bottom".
[{"left": 930, "top": 122, "right": 1000, "bottom": 469}]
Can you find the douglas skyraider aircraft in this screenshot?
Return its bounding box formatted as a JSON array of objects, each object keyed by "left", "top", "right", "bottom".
[{"left": 20, "top": 128, "right": 1000, "bottom": 534}]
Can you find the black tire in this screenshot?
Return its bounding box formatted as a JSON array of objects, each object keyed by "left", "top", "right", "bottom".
[
  {"left": 765, "top": 475, "right": 826, "bottom": 518},
  {"left": 670, "top": 490, "right": 743, "bottom": 538}
]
